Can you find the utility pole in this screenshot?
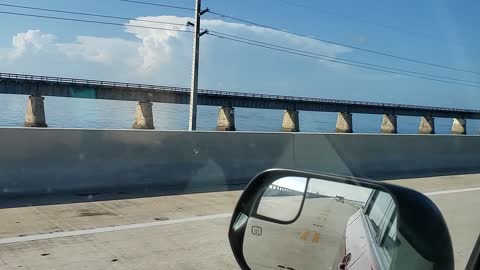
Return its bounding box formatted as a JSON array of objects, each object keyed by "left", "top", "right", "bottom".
[
  {"left": 188, "top": 0, "right": 202, "bottom": 131},
  {"left": 188, "top": 0, "right": 208, "bottom": 130}
]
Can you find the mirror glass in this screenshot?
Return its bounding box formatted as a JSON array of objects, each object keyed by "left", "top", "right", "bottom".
[
  {"left": 256, "top": 176, "right": 308, "bottom": 222},
  {"left": 243, "top": 177, "right": 398, "bottom": 270}
]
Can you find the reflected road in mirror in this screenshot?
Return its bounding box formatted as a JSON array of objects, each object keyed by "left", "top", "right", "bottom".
[{"left": 242, "top": 178, "right": 396, "bottom": 270}]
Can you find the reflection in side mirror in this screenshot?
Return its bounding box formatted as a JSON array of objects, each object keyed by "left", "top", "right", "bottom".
[
  {"left": 246, "top": 177, "right": 383, "bottom": 270},
  {"left": 229, "top": 170, "right": 452, "bottom": 270},
  {"left": 256, "top": 177, "right": 307, "bottom": 222}
]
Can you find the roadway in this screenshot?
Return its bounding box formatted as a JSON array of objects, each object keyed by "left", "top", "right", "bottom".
[
  {"left": 244, "top": 196, "right": 360, "bottom": 270},
  {"left": 0, "top": 174, "right": 479, "bottom": 270}
]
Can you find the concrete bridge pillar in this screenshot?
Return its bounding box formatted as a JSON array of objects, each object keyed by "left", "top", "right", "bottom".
[
  {"left": 24, "top": 96, "right": 47, "bottom": 127},
  {"left": 418, "top": 116, "right": 435, "bottom": 134},
  {"left": 216, "top": 106, "right": 235, "bottom": 131},
  {"left": 336, "top": 112, "right": 353, "bottom": 133},
  {"left": 380, "top": 114, "right": 397, "bottom": 134},
  {"left": 132, "top": 101, "right": 154, "bottom": 129},
  {"left": 451, "top": 118, "right": 466, "bottom": 135},
  {"left": 282, "top": 110, "right": 299, "bottom": 132}
]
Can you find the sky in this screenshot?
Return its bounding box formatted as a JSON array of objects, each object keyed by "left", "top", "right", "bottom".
[
  {"left": 0, "top": 0, "right": 479, "bottom": 109},
  {"left": 274, "top": 176, "right": 372, "bottom": 203}
]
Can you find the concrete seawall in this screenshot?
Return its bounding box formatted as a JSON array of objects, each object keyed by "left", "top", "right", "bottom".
[{"left": 0, "top": 128, "right": 479, "bottom": 196}]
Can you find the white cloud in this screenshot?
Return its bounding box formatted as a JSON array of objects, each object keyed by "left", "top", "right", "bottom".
[
  {"left": 57, "top": 36, "right": 139, "bottom": 65},
  {"left": 125, "top": 16, "right": 353, "bottom": 74},
  {"left": 201, "top": 18, "right": 352, "bottom": 56},
  {"left": 0, "top": 16, "right": 354, "bottom": 91},
  {"left": 125, "top": 16, "right": 192, "bottom": 72},
  {"left": 8, "top": 30, "right": 56, "bottom": 61}
]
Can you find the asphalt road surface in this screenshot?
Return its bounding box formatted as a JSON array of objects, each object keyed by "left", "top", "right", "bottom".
[
  {"left": 244, "top": 196, "right": 360, "bottom": 270},
  {"left": 0, "top": 174, "right": 479, "bottom": 270}
]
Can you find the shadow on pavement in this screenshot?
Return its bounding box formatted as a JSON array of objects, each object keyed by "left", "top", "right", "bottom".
[{"left": 0, "top": 183, "right": 246, "bottom": 209}]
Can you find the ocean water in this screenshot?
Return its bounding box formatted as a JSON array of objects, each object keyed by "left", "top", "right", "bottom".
[{"left": 1, "top": 94, "right": 479, "bottom": 134}]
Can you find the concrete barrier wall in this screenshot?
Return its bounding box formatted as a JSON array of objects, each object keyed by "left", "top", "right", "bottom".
[
  {"left": 293, "top": 134, "right": 480, "bottom": 179},
  {"left": 0, "top": 128, "right": 294, "bottom": 195},
  {"left": 0, "top": 128, "right": 479, "bottom": 196}
]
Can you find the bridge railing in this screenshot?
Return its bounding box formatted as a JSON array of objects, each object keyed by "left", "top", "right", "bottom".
[
  {"left": 1, "top": 72, "right": 479, "bottom": 114},
  {"left": 0, "top": 72, "right": 192, "bottom": 93},
  {"left": 1, "top": 72, "right": 476, "bottom": 133}
]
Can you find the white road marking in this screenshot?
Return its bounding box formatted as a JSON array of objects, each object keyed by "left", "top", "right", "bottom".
[
  {"left": 0, "top": 213, "right": 231, "bottom": 245},
  {"left": 425, "top": 187, "right": 480, "bottom": 196},
  {"left": 1, "top": 186, "right": 479, "bottom": 245}
]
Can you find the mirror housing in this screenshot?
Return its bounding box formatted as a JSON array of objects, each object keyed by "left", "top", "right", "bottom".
[{"left": 229, "top": 169, "right": 454, "bottom": 270}]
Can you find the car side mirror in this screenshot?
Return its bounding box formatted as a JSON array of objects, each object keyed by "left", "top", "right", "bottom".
[{"left": 229, "top": 169, "right": 454, "bottom": 270}]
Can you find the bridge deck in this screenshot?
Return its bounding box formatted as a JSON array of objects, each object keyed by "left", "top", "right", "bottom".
[
  {"left": 2, "top": 72, "right": 480, "bottom": 118},
  {"left": 0, "top": 174, "right": 479, "bottom": 270}
]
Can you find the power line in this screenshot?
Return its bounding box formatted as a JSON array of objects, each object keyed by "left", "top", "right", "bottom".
[
  {"left": 208, "top": 30, "right": 480, "bottom": 85},
  {"left": 0, "top": 3, "right": 187, "bottom": 27},
  {"left": 207, "top": 32, "right": 480, "bottom": 88},
  {"left": 207, "top": 10, "right": 480, "bottom": 76},
  {"left": 119, "top": 0, "right": 194, "bottom": 11},
  {"left": 273, "top": 0, "right": 447, "bottom": 42},
  {"left": 209, "top": 31, "right": 480, "bottom": 88},
  {"left": 119, "top": 0, "right": 479, "bottom": 75},
  {"left": 1, "top": 6, "right": 478, "bottom": 88},
  {"left": 0, "top": 11, "right": 192, "bottom": 33}
]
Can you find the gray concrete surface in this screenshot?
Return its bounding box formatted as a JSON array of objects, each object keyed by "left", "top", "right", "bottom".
[
  {"left": 0, "top": 174, "right": 478, "bottom": 269},
  {"left": 132, "top": 102, "right": 154, "bottom": 130},
  {"left": 293, "top": 133, "right": 480, "bottom": 179},
  {"left": 24, "top": 96, "right": 47, "bottom": 128},
  {"left": 2, "top": 128, "right": 480, "bottom": 196},
  {"left": 281, "top": 110, "right": 299, "bottom": 132},
  {"left": 335, "top": 112, "right": 353, "bottom": 133},
  {"left": 452, "top": 118, "right": 467, "bottom": 135},
  {"left": 0, "top": 191, "right": 240, "bottom": 270},
  {"left": 0, "top": 129, "right": 294, "bottom": 195},
  {"left": 216, "top": 106, "right": 236, "bottom": 131},
  {"left": 380, "top": 114, "right": 397, "bottom": 134},
  {"left": 419, "top": 116, "right": 435, "bottom": 134},
  {"left": 244, "top": 197, "right": 359, "bottom": 270}
]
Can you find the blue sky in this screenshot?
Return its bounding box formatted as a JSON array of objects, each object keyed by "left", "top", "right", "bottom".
[{"left": 0, "top": 0, "right": 479, "bottom": 109}]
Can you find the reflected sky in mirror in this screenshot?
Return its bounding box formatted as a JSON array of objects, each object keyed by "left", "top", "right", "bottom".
[
  {"left": 258, "top": 177, "right": 307, "bottom": 222},
  {"left": 307, "top": 178, "right": 372, "bottom": 204},
  {"left": 271, "top": 177, "right": 307, "bottom": 192},
  {"left": 273, "top": 177, "right": 373, "bottom": 204}
]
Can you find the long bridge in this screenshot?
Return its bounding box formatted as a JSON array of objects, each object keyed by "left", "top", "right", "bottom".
[
  {"left": 1, "top": 72, "right": 477, "bottom": 133},
  {"left": 1, "top": 73, "right": 480, "bottom": 270}
]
